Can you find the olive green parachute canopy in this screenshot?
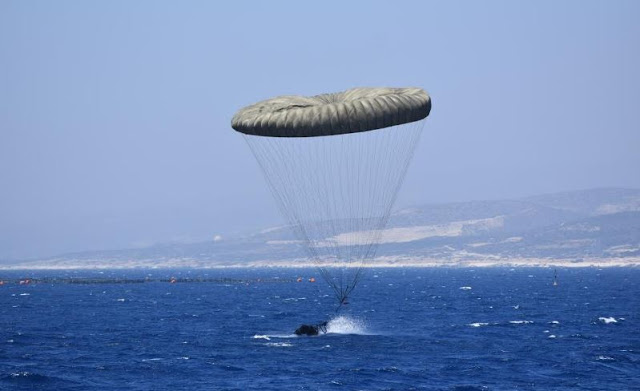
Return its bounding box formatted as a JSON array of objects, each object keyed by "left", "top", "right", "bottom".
[
  {"left": 233, "top": 86, "right": 431, "bottom": 309},
  {"left": 231, "top": 87, "right": 431, "bottom": 137}
]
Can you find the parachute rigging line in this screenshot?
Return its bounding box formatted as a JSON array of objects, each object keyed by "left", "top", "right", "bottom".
[{"left": 243, "top": 120, "right": 424, "bottom": 306}]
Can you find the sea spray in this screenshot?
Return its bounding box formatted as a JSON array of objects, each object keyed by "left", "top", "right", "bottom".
[{"left": 326, "top": 316, "right": 367, "bottom": 335}]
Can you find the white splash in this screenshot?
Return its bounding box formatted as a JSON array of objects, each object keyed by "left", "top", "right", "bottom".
[
  {"left": 599, "top": 317, "right": 617, "bottom": 324},
  {"left": 509, "top": 320, "right": 534, "bottom": 324},
  {"left": 252, "top": 335, "right": 271, "bottom": 341},
  {"left": 468, "top": 322, "right": 489, "bottom": 327},
  {"left": 459, "top": 286, "right": 472, "bottom": 290},
  {"left": 326, "top": 316, "right": 367, "bottom": 335}
]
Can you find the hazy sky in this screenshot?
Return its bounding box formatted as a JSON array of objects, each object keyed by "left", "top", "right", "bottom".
[{"left": 1, "top": 1, "right": 639, "bottom": 260}]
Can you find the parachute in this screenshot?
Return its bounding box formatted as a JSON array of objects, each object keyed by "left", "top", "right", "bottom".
[{"left": 232, "top": 87, "right": 431, "bottom": 309}]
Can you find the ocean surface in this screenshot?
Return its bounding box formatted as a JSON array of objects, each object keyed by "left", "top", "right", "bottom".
[{"left": 0, "top": 267, "right": 638, "bottom": 390}]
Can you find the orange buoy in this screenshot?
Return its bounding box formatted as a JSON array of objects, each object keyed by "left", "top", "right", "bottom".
[
  {"left": 296, "top": 277, "right": 303, "bottom": 282},
  {"left": 309, "top": 277, "right": 316, "bottom": 283}
]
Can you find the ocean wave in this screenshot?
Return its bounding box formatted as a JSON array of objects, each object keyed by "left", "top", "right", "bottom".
[
  {"left": 141, "top": 358, "right": 163, "bottom": 362},
  {"left": 265, "top": 342, "right": 293, "bottom": 347},
  {"left": 598, "top": 317, "right": 618, "bottom": 324},
  {"left": 1, "top": 371, "right": 62, "bottom": 384},
  {"left": 467, "top": 320, "right": 534, "bottom": 327}
]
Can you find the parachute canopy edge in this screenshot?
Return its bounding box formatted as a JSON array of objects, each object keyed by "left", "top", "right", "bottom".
[{"left": 231, "top": 87, "right": 431, "bottom": 138}]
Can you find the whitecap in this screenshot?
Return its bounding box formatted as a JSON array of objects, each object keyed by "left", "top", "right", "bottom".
[
  {"left": 509, "top": 320, "right": 533, "bottom": 324},
  {"left": 597, "top": 355, "right": 614, "bottom": 361},
  {"left": 550, "top": 320, "right": 560, "bottom": 324},
  {"left": 10, "top": 372, "right": 32, "bottom": 378},
  {"left": 548, "top": 335, "right": 557, "bottom": 339},
  {"left": 116, "top": 298, "right": 125, "bottom": 302},
  {"left": 265, "top": 342, "right": 292, "bottom": 347},
  {"left": 252, "top": 335, "right": 271, "bottom": 341},
  {"left": 468, "top": 322, "right": 489, "bottom": 328},
  {"left": 599, "top": 317, "right": 617, "bottom": 324},
  {"left": 268, "top": 334, "right": 296, "bottom": 339},
  {"left": 459, "top": 286, "right": 472, "bottom": 290},
  {"left": 19, "top": 293, "right": 30, "bottom": 296}
]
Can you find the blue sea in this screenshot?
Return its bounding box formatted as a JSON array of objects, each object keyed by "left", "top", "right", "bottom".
[{"left": 1, "top": 267, "right": 638, "bottom": 390}]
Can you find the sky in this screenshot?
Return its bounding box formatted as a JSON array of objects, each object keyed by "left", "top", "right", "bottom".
[{"left": 1, "top": 0, "right": 639, "bottom": 260}]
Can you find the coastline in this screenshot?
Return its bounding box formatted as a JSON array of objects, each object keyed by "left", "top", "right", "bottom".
[{"left": 1, "top": 256, "right": 638, "bottom": 270}]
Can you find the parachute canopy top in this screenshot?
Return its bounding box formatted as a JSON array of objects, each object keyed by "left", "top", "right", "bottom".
[{"left": 231, "top": 87, "right": 431, "bottom": 138}]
